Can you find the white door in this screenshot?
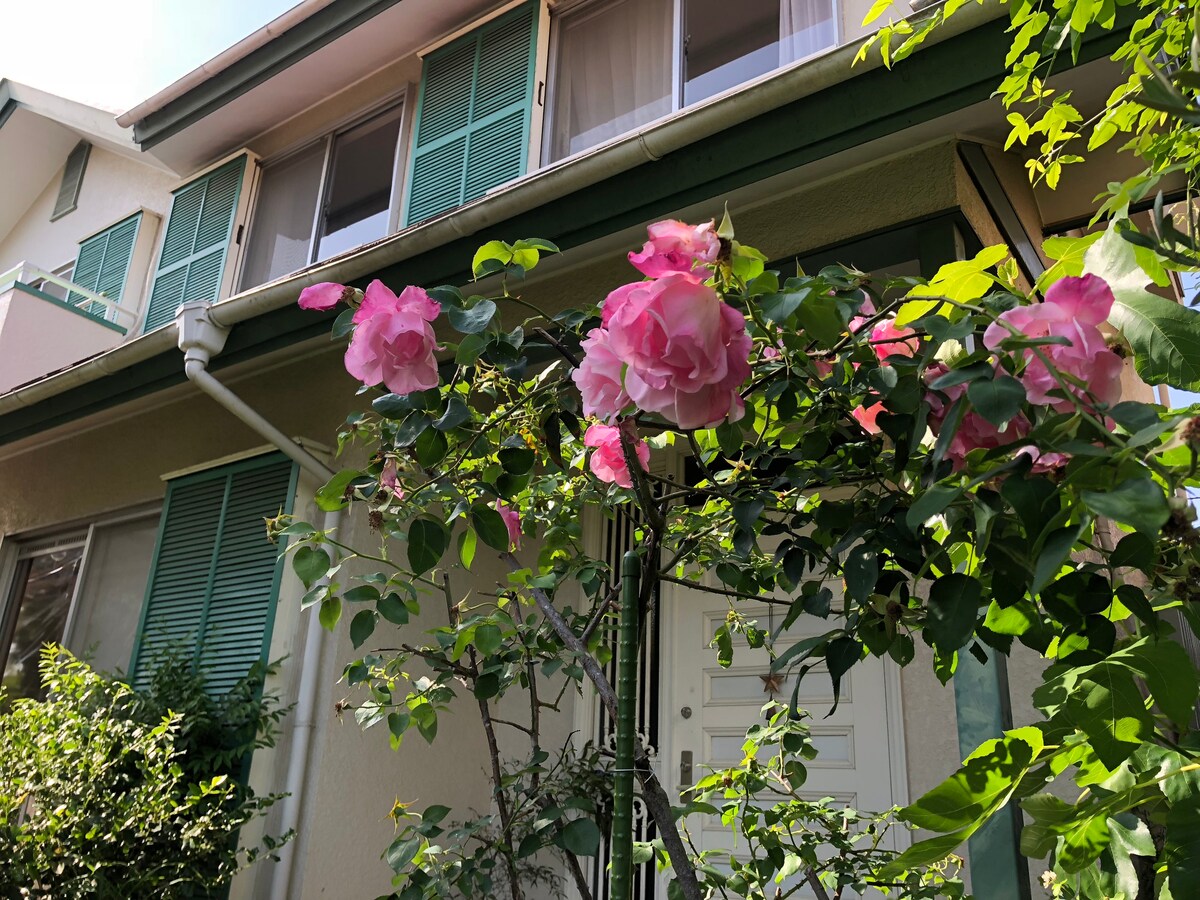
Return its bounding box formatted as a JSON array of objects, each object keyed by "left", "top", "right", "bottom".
[{"left": 659, "top": 580, "right": 907, "bottom": 893}]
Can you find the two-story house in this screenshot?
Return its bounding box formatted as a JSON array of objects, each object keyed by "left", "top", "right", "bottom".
[{"left": 0, "top": 1, "right": 1167, "bottom": 898}]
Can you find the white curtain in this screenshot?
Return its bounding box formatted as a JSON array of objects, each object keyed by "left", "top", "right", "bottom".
[
  {"left": 239, "top": 143, "right": 324, "bottom": 289},
  {"left": 780, "top": 0, "right": 837, "bottom": 65},
  {"left": 549, "top": 0, "right": 674, "bottom": 162}
]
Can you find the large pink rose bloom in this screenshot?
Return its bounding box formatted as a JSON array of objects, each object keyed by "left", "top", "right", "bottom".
[
  {"left": 925, "top": 364, "right": 1030, "bottom": 470},
  {"left": 344, "top": 280, "right": 441, "bottom": 395},
  {"left": 584, "top": 423, "right": 650, "bottom": 488},
  {"left": 604, "top": 274, "right": 751, "bottom": 429},
  {"left": 572, "top": 328, "right": 631, "bottom": 420},
  {"left": 869, "top": 318, "right": 919, "bottom": 360},
  {"left": 628, "top": 220, "right": 721, "bottom": 278},
  {"left": 982, "top": 275, "right": 1122, "bottom": 412}
]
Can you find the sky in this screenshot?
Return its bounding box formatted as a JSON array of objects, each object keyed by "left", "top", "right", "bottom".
[{"left": 4, "top": 0, "right": 300, "bottom": 112}]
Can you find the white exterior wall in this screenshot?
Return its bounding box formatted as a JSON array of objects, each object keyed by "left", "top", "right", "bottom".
[
  {"left": 0, "top": 146, "right": 176, "bottom": 316},
  {"left": 0, "top": 285, "right": 124, "bottom": 392}
]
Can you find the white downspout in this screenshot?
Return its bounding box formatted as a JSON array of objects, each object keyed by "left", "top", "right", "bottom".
[{"left": 177, "top": 300, "right": 339, "bottom": 900}]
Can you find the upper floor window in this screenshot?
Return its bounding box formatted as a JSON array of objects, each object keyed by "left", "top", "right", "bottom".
[
  {"left": 240, "top": 103, "right": 405, "bottom": 290},
  {"left": 547, "top": 0, "right": 836, "bottom": 163}
]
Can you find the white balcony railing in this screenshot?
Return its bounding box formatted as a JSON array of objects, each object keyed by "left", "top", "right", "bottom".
[{"left": 0, "top": 262, "right": 138, "bottom": 333}]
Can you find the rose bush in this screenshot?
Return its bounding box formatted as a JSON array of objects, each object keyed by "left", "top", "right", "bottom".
[{"left": 286, "top": 212, "right": 1200, "bottom": 900}]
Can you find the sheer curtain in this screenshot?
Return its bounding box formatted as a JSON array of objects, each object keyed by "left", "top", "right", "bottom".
[
  {"left": 239, "top": 143, "right": 324, "bottom": 290},
  {"left": 780, "top": 0, "right": 837, "bottom": 65},
  {"left": 549, "top": 0, "right": 674, "bottom": 162}
]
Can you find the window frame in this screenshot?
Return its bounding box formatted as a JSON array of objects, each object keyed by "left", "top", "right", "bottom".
[
  {"left": 0, "top": 531, "right": 90, "bottom": 697},
  {"left": 237, "top": 93, "right": 413, "bottom": 291},
  {"left": 541, "top": 0, "right": 839, "bottom": 166}
]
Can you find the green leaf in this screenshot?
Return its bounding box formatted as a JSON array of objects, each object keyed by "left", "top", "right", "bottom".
[
  {"left": 315, "top": 469, "right": 360, "bottom": 511},
  {"left": 293, "top": 546, "right": 330, "bottom": 588},
  {"left": 459, "top": 528, "right": 477, "bottom": 569},
  {"left": 842, "top": 546, "right": 877, "bottom": 603},
  {"left": 926, "top": 574, "right": 982, "bottom": 652},
  {"left": 414, "top": 427, "right": 449, "bottom": 467},
  {"left": 350, "top": 609, "right": 377, "bottom": 648},
  {"left": 474, "top": 623, "right": 503, "bottom": 656},
  {"left": 1165, "top": 797, "right": 1200, "bottom": 896},
  {"left": 472, "top": 240, "right": 512, "bottom": 275},
  {"left": 907, "top": 484, "right": 963, "bottom": 529},
  {"left": 559, "top": 818, "right": 601, "bottom": 856},
  {"left": 758, "top": 290, "right": 807, "bottom": 324},
  {"left": 1031, "top": 524, "right": 1086, "bottom": 596},
  {"left": 499, "top": 447, "right": 536, "bottom": 475},
  {"left": 826, "top": 637, "right": 862, "bottom": 713},
  {"left": 377, "top": 592, "right": 410, "bottom": 625},
  {"left": 448, "top": 300, "right": 497, "bottom": 334},
  {"left": 386, "top": 835, "right": 421, "bottom": 872},
  {"left": 471, "top": 504, "right": 510, "bottom": 552},
  {"left": 895, "top": 726, "right": 1044, "bottom": 857},
  {"left": 1110, "top": 531, "right": 1156, "bottom": 574},
  {"left": 319, "top": 595, "right": 342, "bottom": 631},
  {"left": 967, "top": 375, "right": 1026, "bottom": 427},
  {"left": 434, "top": 396, "right": 471, "bottom": 431},
  {"left": 1064, "top": 667, "right": 1152, "bottom": 769},
  {"left": 408, "top": 517, "right": 450, "bottom": 574},
  {"left": 1082, "top": 478, "right": 1170, "bottom": 536},
  {"left": 1084, "top": 223, "right": 1200, "bottom": 391},
  {"left": 330, "top": 306, "right": 356, "bottom": 340},
  {"left": 795, "top": 292, "right": 845, "bottom": 347}
]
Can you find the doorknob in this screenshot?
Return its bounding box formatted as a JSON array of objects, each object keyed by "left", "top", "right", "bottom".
[{"left": 679, "top": 749, "right": 693, "bottom": 785}]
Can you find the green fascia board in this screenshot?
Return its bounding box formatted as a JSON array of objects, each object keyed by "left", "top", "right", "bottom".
[
  {"left": 0, "top": 16, "right": 1125, "bottom": 446},
  {"left": 132, "top": 0, "right": 406, "bottom": 150}
]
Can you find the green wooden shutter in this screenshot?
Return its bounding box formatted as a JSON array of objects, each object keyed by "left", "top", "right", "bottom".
[
  {"left": 143, "top": 156, "right": 246, "bottom": 333},
  {"left": 66, "top": 212, "right": 143, "bottom": 316},
  {"left": 51, "top": 141, "right": 91, "bottom": 221},
  {"left": 404, "top": 3, "right": 538, "bottom": 226},
  {"left": 130, "top": 454, "right": 297, "bottom": 697}
]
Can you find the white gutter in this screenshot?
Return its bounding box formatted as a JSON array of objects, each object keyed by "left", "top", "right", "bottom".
[
  {"left": 0, "top": 0, "right": 1003, "bottom": 419},
  {"left": 116, "top": 0, "right": 337, "bottom": 129},
  {"left": 176, "top": 299, "right": 339, "bottom": 900}
]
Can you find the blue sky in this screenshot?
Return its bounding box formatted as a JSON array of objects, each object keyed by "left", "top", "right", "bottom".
[{"left": 5, "top": 1, "right": 298, "bottom": 111}]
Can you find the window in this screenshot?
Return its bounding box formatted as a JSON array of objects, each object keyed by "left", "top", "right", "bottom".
[
  {"left": 130, "top": 454, "right": 297, "bottom": 696},
  {"left": 144, "top": 156, "right": 248, "bottom": 332},
  {"left": 67, "top": 212, "right": 144, "bottom": 319},
  {"left": 241, "top": 104, "right": 404, "bottom": 289},
  {"left": 547, "top": 0, "right": 836, "bottom": 162},
  {"left": 51, "top": 141, "right": 91, "bottom": 222},
  {"left": 0, "top": 535, "right": 86, "bottom": 702},
  {"left": 404, "top": 2, "right": 540, "bottom": 226}
]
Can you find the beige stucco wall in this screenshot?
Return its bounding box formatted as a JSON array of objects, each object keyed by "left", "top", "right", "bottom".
[{"left": 0, "top": 147, "right": 175, "bottom": 317}]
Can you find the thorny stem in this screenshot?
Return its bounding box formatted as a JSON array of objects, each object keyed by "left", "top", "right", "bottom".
[
  {"left": 505, "top": 552, "right": 705, "bottom": 900},
  {"left": 658, "top": 572, "right": 793, "bottom": 606},
  {"left": 443, "top": 572, "right": 524, "bottom": 900}
]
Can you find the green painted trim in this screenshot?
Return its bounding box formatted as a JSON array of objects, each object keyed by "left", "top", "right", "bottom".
[
  {"left": 5, "top": 281, "right": 127, "bottom": 334},
  {"left": 132, "top": 0, "right": 407, "bottom": 150},
  {"left": 953, "top": 653, "right": 1031, "bottom": 900},
  {"left": 128, "top": 452, "right": 298, "bottom": 682},
  {"left": 0, "top": 97, "right": 18, "bottom": 131},
  {"left": 0, "top": 18, "right": 1126, "bottom": 446}
]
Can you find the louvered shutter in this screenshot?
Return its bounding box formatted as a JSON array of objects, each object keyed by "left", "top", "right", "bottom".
[
  {"left": 143, "top": 156, "right": 246, "bottom": 332},
  {"left": 66, "top": 213, "right": 142, "bottom": 316},
  {"left": 404, "top": 3, "right": 538, "bottom": 225},
  {"left": 131, "top": 454, "right": 297, "bottom": 697},
  {"left": 51, "top": 141, "right": 91, "bottom": 221}
]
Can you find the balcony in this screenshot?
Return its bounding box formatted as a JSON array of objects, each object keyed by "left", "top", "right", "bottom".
[{"left": 0, "top": 263, "right": 137, "bottom": 393}]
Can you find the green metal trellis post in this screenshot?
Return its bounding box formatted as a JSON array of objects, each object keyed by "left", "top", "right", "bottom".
[{"left": 610, "top": 550, "right": 639, "bottom": 900}]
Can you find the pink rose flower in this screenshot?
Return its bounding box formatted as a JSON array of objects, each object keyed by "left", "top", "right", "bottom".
[
  {"left": 628, "top": 220, "right": 721, "bottom": 278},
  {"left": 869, "top": 318, "right": 919, "bottom": 361},
  {"left": 298, "top": 282, "right": 350, "bottom": 311},
  {"left": 603, "top": 274, "right": 751, "bottom": 429},
  {"left": 982, "top": 275, "right": 1122, "bottom": 413},
  {"left": 344, "top": 280, "right": 441, "bottom": 395},
  {"left": 924, "top": 364, "right": 1030, "bottom": 470},
  {"left": 572, "top": 328, "right": 631, "bottom": 420},
  {"left": 583, "top": 423, "right": 650, "bottom": 488},
  {"left": 853, "top": 402, "right": 884, "bottom": 434},
  {"left": 380, "top": 459, "right": 405, "bottom": 500},
  {"left": 495, "top": 500, "right": 521, "bottom": 550}
]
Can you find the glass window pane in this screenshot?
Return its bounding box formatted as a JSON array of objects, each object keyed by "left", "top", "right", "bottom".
[
  {"left": 240, "top": 144, "right": 325, "bottom": 289},
  {"left": 315, "top": 107, "right": 403, "bottom": 262},
  {"left": 548, "top": 0, "right": 673, "bottom": 163},
  {"left": 684, "top": 0, "right": 836, "bottom": 105},
  {"left": 2, "top": 545, "right": 84, "bottom": 702}
]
